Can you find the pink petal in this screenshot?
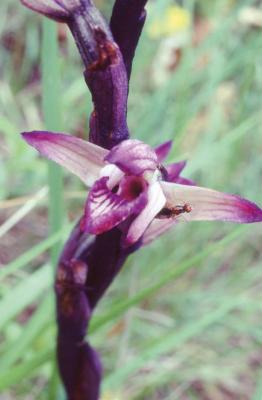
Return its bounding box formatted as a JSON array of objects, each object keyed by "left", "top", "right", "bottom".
[
  {"left": 83, "top": 177, "right": 148, "bottom": 234},
  {"left": 21, "top": 0, "right": 71, "bottom": 22},
  {"left": 161, "top": 182, "right": 262, "bottom": 224},
  {"left": 105, "top": 139, "right": 158, "bottom": 175},
  {"left": 141, "top": 219, "right": 176, "bottom": 246},
  {"left": 22, "top": 131, "right": 108, "bottom": 186},
  {"left": 124, "top": 182, "right": 166, "bottom": 246},
  {"left": 166, "top": 160, "right": 187, "bottom": 182},
  {"left": 155, "top": 140, "right": 173, "bottom": 162}
]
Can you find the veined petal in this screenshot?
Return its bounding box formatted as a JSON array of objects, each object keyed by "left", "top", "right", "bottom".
[
  {"left": 21, "top": 0, "right": 72, "bottom": 22},
  {"left": 105, "top": 139, "right": 158, "bottom": 175},
  {"left": 155, "top": 140, "right": 173, "bottom": 162},
  {"left": 141, "top": 219, "right": 176, "bottom": 246},
  {"left": 22, "top": 131, "right": 108, "bottom": 187},
  {"left": 161, "top": 182, "right": 262, "bottom": 223},
  {"left": 83, "top": 177, "right": 148, "bottom": 234},
  {"left": 124, "top": 182, "right": 166, "bottom": 246}
]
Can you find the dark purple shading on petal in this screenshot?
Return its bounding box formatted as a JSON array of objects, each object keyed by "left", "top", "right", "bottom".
[
  {"left": 83, "top": 176, "right": 148, "bottom": 234},
  {"left": 155, "top": 140, "right": 173, "bottom": 163},
  {"left": 105, "top": 139, "right": 158, "bottom": 175},
  {"left": 166, "top": 160, "right": 187, "bottom": 182},
  {"left": 110, "top": 0, "right": 148, "bottom": 79},
  {"left": 165, "top": 160, "right": 196, "bottom": 185},
  {"left": 119, "top": 175, "right": 148, "bottom": 200}
]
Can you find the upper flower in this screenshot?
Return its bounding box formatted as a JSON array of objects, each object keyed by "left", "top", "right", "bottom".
[{"left": 22, "top": 131, "right": 262, "bottom": 247}]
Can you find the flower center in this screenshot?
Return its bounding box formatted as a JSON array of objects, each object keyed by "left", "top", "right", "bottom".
[{"left": 119, "top": 176, "right": 148, "bottom": 201}]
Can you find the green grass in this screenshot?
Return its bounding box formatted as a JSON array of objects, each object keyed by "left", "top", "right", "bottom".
[{"left": 0, "top": 0, "right": 262, "bottom": 399}]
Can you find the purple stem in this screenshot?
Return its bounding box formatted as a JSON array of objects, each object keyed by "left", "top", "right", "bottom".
[
  {"left": 21, "top": 0, "right": 148, "bottom": 398},
  {"left": 56, "top": 257, "right": 101, "bottom": 400},
  {"left": 55, "top": 222, "right": 136, "bottom": 399},
  {"left": 66, "top": 2, "right": 130, "bottom": 148},
  {"left": 110, "top": 0, "right": 148, "bottom": 79}
]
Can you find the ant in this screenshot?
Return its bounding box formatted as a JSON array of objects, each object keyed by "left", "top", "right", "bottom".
[{"left": 157, "top": 203, "right": 192, "bottom": 219}]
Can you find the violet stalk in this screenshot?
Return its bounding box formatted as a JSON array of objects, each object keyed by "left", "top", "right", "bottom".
[
  {"left": 21, "top": 0, "right": 148, "bottom": 398},
  {"left": 20, "top": 1, "right": 262, "bottom": 399}
]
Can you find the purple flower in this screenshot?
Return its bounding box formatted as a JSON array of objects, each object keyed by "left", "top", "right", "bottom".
[
  {"left": 19, "top": 2, "right": 262, "bottom": 399},
  {"left": 22, "top": 130, "right": 262, "bottom": 247}
]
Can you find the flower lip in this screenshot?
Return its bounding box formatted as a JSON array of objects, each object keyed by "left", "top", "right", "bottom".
[{"left": 83, "top": 176, "right": 148, "bottom": 235}]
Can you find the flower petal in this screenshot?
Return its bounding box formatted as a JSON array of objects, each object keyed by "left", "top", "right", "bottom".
[
  {"left": 83, "top": 177, "right": 148, "bottom": 234},
  {"left": 161, "top": 182, "right": 262, "bottom": 223},
  {"left": 141, "top": 219, "right": 176, "bottom": 246},
  {"left": 155, "top": 140, "right": 173, "bottom": 162},
  {"left": 21, "top": 0, "right": 71, "bottom": 22},
  {"left": 22, "top": 131, "right": 108, "bottom": 187},
  {"left": 100, "top": 164, "right": 124, "bottom": 189},
  {"left": 166, "top": 160, "right": 187, "bottom": 182},
  {"left": 105, "top": 139, "right": 158, "bottom": 175},
  {"left": 124, "top": 182, "right": 166, "bottom": 246}
]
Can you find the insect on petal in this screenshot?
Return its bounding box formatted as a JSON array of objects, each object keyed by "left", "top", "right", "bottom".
[{"left": 161, "top": 182, "right": 262, "bottom": 223}]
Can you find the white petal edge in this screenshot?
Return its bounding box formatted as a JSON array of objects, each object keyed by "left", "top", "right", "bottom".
[
  {"left": 22, "top": 131, "right": 108, "bottom": 187},
  {"left": 125, "top": 182, "right": 166, "bottom": 246},
  {"left": 100, "top": 164, "right": 124, "bottom": 189}
]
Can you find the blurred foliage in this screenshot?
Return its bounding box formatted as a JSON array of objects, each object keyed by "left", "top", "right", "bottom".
[{"left": 0, "top": 0, "right": 262, "bottom": 399}]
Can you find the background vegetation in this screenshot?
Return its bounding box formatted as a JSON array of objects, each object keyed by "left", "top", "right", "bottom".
[{"left": 0, "top": 0, "right": 262, "bottom": 398}]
